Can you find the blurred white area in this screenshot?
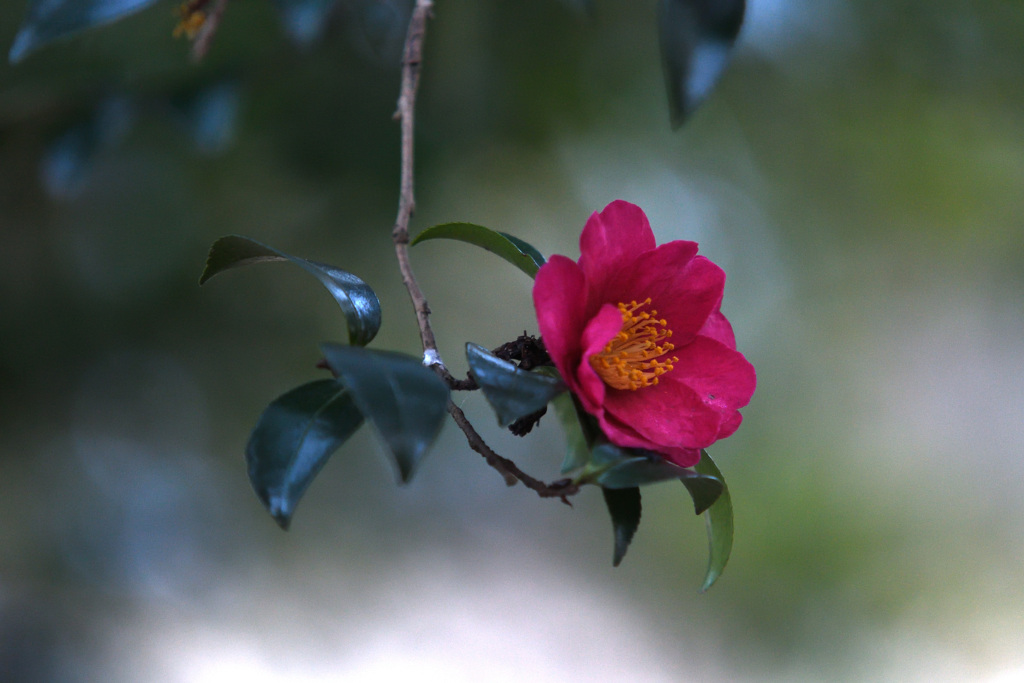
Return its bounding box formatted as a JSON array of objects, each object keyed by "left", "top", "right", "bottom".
[
  {"left": 107, "top": 547, "right": 711, "bottom": 683},
  {"left": 991, "top": 667, "right": 1024, "bottom": 683},
  {"left": 857, "top": 284, "right": 1024, "bottom": 480}
]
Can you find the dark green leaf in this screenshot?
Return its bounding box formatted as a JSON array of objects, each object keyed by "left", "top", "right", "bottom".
[
  {"left": 9, "top": 0, "right": 159, "bottom": 63},
  {"left": 595, "top": 447, "right": 722, "bottom": 497},
  {"left": 693, "top": 449, "right": 733, "bottom": 591},
  {"left": 465, "top": 343, "right": 566, "bottom": 427},
  {"left": 602, "top": 487, "right": 642, "bottom": 567},
  {"left": 658, "top": 0, "right": 745, "bottom": 127},
  {"left": 498, "top": 232, "right": 547, "bottom": 274},
  {"left": 320, "top": 344, "right": 450, "bottom": 483},
  {"left": 246, "top": 379, "right": 364, "bottom": 530},
  {"left": 552, "top": 393, "right": 590, "bottom": 474},
  {"left": 680, "top": 466, "right": 724, "bottom": 515},
  {"left": 200, "top": 235, "right": 382, "bottom": 346},
  {"left": 410, "top": 223, "right": 546, "bottom": 279}
]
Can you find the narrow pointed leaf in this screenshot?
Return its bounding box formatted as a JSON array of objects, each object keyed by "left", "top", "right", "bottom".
[
  {"left": 410, "top": 223, "right": 546, "bottom": 279},
  {"left": 246, "top": 379, "right": 364, "bottom": 530},
  {"left": 658, "top": 0, "right": 745, "bottom": 127},
  {"left": 200, "top": 235, "right": 381, "bottom": 346},
  {"left": 498, "top": 232, "right": 547, "bottom": 273},
  {"left": 320, "top": 344, "right": 449, "bottom": 482},
  {"left": 465, "top": 343, "right": 566, "bottom": 427},
  {"left": 9, "top": 0, "right": 159, "bottom": 63},
  {"left": 693, "top": 449, "right": 733, "bottom": 591},
  {"left": 602, "top": 487, "right": 642, "bottom": 567}
]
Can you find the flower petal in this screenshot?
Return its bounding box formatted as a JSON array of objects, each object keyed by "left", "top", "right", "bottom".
[
  {"left": 640, "top": 252, "right": 725, "bottom": 344},
  {"left": 534, "top": 255, "right": 588, "bottom": 391},
  {"left": 598, "top": 335, "right": 755, "bottom": 451},
  {"left": 600, "top": 409, "right": 703, "bottom": 467},
  {"left": 578, "top": 201, "right": 657, "bottom": 290},
  {"left": 573, "top": 303, "right": 623, "bottom": 413},
  {"left": 697, "top": 310, "right": 736, "bottom": 349},
  {"left": 603, "top": 376, "right": 723, "bottom": 449},
  {"left": 715, "top": 410, "right": 743, "bottom": 440},
  {"left": 650, "top": 444, "right": 701, "bottom": 468},
  {"left": 672, "top": 335, "right": 757, "bottom": 412}
]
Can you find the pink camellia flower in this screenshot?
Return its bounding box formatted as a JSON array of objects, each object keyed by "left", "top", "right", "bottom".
[{"left": 533, "top": 200, "right": 756, "bottom": 468}]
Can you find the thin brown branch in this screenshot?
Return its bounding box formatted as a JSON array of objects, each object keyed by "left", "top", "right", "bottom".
[
  {"left": 190, "top": 0, "right": 229, "bottom": 63},
  {"left": 447, "top": 401, "right": 581, "bottom": 505},
  {"left": 392, "top": 0, "right": 442, "bottom": 369},
  {"left": 388, "top": 3, "right": 576, "bottom": 505}
]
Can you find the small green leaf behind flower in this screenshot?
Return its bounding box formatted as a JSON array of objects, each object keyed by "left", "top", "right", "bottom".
[
  {"left": 9, "top": 0, "right": 160, "bottom": 63},
  {"left": 320, "top": 344, "right": 450, "bottom": 483},
  {"left": 246, "top": 379, "right": 364, "bottom": 530},
  {"left": 465, "top": 343, "right": 566, "bottom": 427},
  {"left": 200, "top": 235, "right": 382, "bottom": 347},
  {"left": 411, "top": 223, "right": 546, "bottom": 279},
  {"left": 552, "top": 393, "right": 592, "bottom": 474},
  {"left": 693, "top": 449, "right": 734, "bottom": 591}
]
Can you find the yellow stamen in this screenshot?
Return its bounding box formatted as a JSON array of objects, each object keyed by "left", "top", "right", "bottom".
[
  {"left": 589, "top": 298, "right": 678, "bottom": 391},
  {"left": 173, "top": 4, "right": 207, "bottom": 40}
]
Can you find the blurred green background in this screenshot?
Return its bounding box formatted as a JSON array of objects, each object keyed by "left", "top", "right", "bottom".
[{"left": 2, "top": 1, "right": 1023, "bottom": 681}]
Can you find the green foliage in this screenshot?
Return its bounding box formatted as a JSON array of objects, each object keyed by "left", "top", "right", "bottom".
[
  {"left": 200, "top": 235, "right": 382, "bottom": 347},
  {"left": 694, "top": 450, "right": 734, "bottom": 592},
  {"left": 320, "top": 344, "right": 450, "bottom": 483},
  {"left": 602, "top": 486, "right": 642, "bottom": 567},
  {"left": 552, "top": 393, "right": 591, "bottom": 474},
  {"left": 246, "top": 379, "right": 364, "bottom": 530},
  {"left": 464, "top": 343, "right": 566, "bottom": 427},
  {"left": 658, "top": 0, "right": 745, "bottom": 127},
  {"left": 411, "top": 223, "right": 546, "bottom": 279}
]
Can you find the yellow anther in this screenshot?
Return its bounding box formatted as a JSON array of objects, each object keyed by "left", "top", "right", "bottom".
[{"left": 589, "top": 299, "right": 678, "bottom": 391}]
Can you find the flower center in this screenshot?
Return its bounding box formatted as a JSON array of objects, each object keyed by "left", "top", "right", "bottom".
[{"left": 589, "top": 298, "right": 678, "bottom": 391}]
